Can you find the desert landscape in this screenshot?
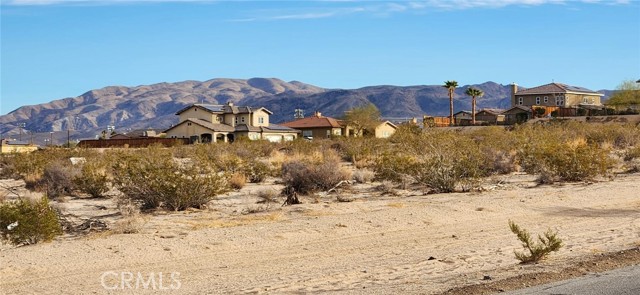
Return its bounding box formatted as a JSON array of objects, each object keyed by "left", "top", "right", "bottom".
[{"left": 1, "top": 123, "right": 640, "bottom": 294}]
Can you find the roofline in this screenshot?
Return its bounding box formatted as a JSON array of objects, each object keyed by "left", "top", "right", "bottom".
[{"left": 515, "top": 90, "right": 604, "bottom": 96}]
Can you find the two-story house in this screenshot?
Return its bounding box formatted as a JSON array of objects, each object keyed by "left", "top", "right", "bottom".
[
  {"left": 164, "top": 102, "right": 298, "bottom": 143},
  {"left": 511, "top": 82, "right": 604, "bottom": 108}
]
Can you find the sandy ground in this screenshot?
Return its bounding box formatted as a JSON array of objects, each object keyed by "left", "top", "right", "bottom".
[{"left": 1, "top": 172, "right": 640, "bottom": 294}]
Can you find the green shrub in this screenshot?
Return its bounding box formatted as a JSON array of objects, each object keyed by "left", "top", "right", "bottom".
[
  {"left": 509, "top": 220, "right": 563, "bottom": 264},
  {"left": 0, "top": 197, "right": 62, "bottom": 245},
  {"left": 113, "top": 148, "right": 228, "bottom": 211},
  {"left": 73, "top": 161, "right": 110, "bottom": 198},
  {"left": 517, "top": 140, "right": 610, "bottom": 183},
  {"left": 373, "top": 153, "right": 417, "bottom": 183},
  {"left": 243, "top": 160, "right": 271, "bottom": 183}
]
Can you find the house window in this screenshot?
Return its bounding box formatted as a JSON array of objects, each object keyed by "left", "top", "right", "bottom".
[
  {"left": 333, "top": 129, "right": 342, "bottom": 136},
  {"left": 234, "top": 117, "right": 238, "bottom": 125},
  {"left": 383, "top": 131, "right": 390, "bottom": 138},
  {"left": 326, "top": 130, "right": 331, "bottom": 138},
  {"left": 536, "top": 97, "right": 540, "bottom": 105},
  {"left": 258, "top": 117, "right": 264, "bottom": 124},
  {"left": 241, "top": 117, "right": 245, "bottom": 123},
  {"left": 544, "top": 96, "right": 548, "bottom": 103},
  {"left": 187, "top": 123, "right": 192, "bottom": 126},
  {"left": 216, "top": 116, "right": 222, "bottom": 122},
  {"left": 556, "top": 96, "right": 564, "bottom": 106},
  {"left": 302, "top": 130, "right": 313, "bottom": 138},
  {"left": 518, "top": 97, "right": 523, "bottom": 105}
]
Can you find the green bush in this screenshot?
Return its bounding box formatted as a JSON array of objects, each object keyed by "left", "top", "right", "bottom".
[
  {"left": 517, "top": 140, "right": 610, "bottom": 183},
  {"left": 74, "top": 161, "right": 110, "bottom": 198},
  {"left": 113, "top": 148, "right": 228, "bottom": 211},
  {"left": 0, "top": 197, "right": 62, "bottom": 245},
  {"left": 509, "top": 220, "right": 563, "bottom": 264},
  {"left": 243, "top": 160, "right": 271, "bottom": 183}
]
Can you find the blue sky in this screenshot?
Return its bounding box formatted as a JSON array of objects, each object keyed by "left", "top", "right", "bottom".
[{"left": 1, "top": 0, "right": 639, "bottom": 115}]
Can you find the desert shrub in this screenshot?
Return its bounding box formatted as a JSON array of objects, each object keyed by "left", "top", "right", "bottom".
[
  {"left": 112, "top": 197, "right": 144, "bottom": 234},
  {"left": 229, "top": 173, "right": 247, "bottom": 190},
  {"left": 73, "top": 161, "right": 110, "bottom": 198},
  {"left": 38, "top": 161, "right": 79, "bottom": 199},
  {"left": 0, "top": 197, "right": 62, "bottom": 245},
  {"left": 243, "top": 160, "right": 271, "bottom": 183},
  {"left": 584, "top": 124, "right": 640, "bottom": 149},
  {"left": 624, "top": 145, "right": 640, "bottom": 161},
  {"left": 256, "top": 189, "right": 279, "bottom": 203},
  {"left": 353, "top": 168, "right": 375, "bottom": 183},
  {"left": 375, "top": 181, "right": 398, "bottom": 196},
  {"left": 509, "top": 220, "right": 563, "bottom": 264},
  {"left": 373, "top": 153, "right": 418, "bottom": 182},
  {"left": 113, "top": 148, "right": 228, "bottom": 211},
  {"left": 517, "top": 139, "right": 610, "bottom": 183},
  {"left": 281, "top": 160, "right": 350, "bottom": 195},
  {"left": 468, "top": 127, "right": 518, "bottom": 174},
  {"left": 333, "top": 137, "right": 388, "bottom": 167}
]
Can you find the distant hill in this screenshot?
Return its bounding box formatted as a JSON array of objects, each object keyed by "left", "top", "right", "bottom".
[{"left": 0, "top": 78, "right": 610, "bottom": 141}]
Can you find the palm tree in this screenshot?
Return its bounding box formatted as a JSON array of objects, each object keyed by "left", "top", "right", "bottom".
[
  {"left": 443, "top": 80, "right": 459, "bottom": 126},
  {"left": 465, "top": 87, "right": 485, "bottom": 125}
]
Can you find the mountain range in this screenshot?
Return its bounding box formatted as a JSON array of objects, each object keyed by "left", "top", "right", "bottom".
[{"left": 0, "top": 78, "right": 610, "bottom": 141}]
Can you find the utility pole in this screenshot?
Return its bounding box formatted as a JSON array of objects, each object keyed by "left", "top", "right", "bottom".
[
  {"left": 19, "top": 123, "right": 26, "bottom": 141},
  {"left": 50, "top": 131, "right": 54, "bottom": 147}
]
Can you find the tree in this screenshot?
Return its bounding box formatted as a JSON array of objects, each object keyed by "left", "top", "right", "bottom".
[
  {"left": 343, "top": 103, "right": 381, "bottom": 137},
  {"left": 464, "top": 87, "right": 484, "bottom": 125},
  {"left": 606, "top": 79, "right": 640, "bottom": 111},
  {"left": 443, "top": 81, "right": 459, "bottom": 126}
]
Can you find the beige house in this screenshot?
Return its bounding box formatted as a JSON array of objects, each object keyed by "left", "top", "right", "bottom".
[
  {"left": 1, "top": 139, "right": 38, "bottom": 153},
  {"left": 371, "top": 121, "right": 397, "bottom": 138},
  {"left": 164, "top": 103, "right": 298, "bottom": 143},
  {"left": 511, "top": 82, "right": 604, "bottom": 108}
]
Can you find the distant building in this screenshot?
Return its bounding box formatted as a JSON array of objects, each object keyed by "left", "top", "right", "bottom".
[
  {"left": 164, "top": 102, "right": 298, "bottom": 143},
  {"left": 0, "top": 139, "right": 38, "bottom": 153},
  {"left": 511, "top": 82, "right": 604, "bottom": 108},
  {"left": 475, "top": 109, "right": 506, "bottom": 125},
  {"left": 281, "top": 111, "right": 344, "bottom": 139},
  {"left": 282, "top": 111, "right": 397, "bottom": 139}
]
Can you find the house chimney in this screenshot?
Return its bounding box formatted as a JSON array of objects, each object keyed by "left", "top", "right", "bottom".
[
  {"left": 511, "top": 83, "right": 518, "bottom": 106},
  {"left": 227, "top": 101, "right": 234, "bottom": 107},
  {"left": 315, "top": 111, "right": 322, "bottom": 117}
]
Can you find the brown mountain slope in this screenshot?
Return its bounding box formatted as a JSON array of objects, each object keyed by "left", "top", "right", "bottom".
[{"left": 1, "top": 79, "right": 539, "bottom": 140}]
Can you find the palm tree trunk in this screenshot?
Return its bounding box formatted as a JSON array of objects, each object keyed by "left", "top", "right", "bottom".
[
  {"left": 449, "top": 90, "right": 454, "bottom": 126},
  {"left": 472, "top": 96, "right": 476, "bottom": 125}
]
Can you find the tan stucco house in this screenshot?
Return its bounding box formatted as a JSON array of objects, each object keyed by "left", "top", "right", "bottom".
[
  {"left": 164, "top": 103, "right": 298, "bottom": 143},
  {"left": 511, "top": 82, "right": 604, "bottom": 108},
  {"left": 1, "top": 139, "right": 38, "bottom": 153}
]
